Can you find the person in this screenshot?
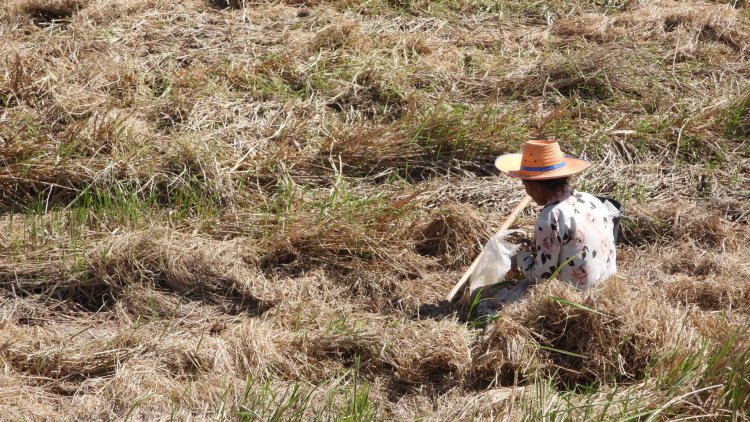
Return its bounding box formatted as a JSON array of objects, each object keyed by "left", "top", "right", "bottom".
[{"left": 475, "top": 139, "right": 618, "bottom": 316}]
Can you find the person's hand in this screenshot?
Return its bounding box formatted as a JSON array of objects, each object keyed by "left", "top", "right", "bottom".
[
  {"left": 519, "top": 238, "right": 534, "bottom": 253},
  {"left": 507, "top": 254, "right": 521, "bottom": 280},
  {"left": 510, "top": 254, "right": 518, "bottom": 270}
]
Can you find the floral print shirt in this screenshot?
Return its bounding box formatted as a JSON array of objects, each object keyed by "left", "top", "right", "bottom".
[{"left": 517, "top": 188, "right": 617, "bottom": 290}]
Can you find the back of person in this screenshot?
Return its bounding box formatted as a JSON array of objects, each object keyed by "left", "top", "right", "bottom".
[{"left": 519, "top": 188, "right": 616, "bottom": 290}]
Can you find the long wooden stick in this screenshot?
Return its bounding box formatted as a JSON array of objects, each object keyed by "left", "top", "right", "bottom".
[{"left": 445, "top": 195, "right": 532, "bottom": 303}]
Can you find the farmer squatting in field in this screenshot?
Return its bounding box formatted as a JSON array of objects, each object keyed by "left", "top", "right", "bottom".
[{"left": 476, "top": 140, "right": 619, "bottom": 316}]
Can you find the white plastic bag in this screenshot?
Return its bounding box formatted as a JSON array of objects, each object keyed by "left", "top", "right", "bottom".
[{"left": 469, "top": 230, "right": 524, "bottom": 294}]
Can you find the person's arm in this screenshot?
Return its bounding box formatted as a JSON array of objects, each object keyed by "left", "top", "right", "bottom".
[{"left": 517, "top": 207, "right": 562, "bottom": 283}]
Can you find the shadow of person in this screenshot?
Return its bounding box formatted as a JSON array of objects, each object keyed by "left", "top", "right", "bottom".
[{"left": 415, "top": 299, "right": 467, "bottom": 321}]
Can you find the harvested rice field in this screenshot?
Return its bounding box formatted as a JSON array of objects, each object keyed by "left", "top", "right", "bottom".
[{"left": 1, "top": 0, "right": 750, "bottom": 420}]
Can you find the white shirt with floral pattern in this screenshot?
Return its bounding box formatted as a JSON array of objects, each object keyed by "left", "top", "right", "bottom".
[{"left": 517, "top": 188, "right": 617, "bottom": 290}]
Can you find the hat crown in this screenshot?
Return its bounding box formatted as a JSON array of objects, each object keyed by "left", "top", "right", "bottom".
[{"left": 521, "top": 140, "right": 565, "bottom": 169}]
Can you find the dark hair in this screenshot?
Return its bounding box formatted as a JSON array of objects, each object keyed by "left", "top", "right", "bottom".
[{"left": 522, "top": 177, "right": 570, "bottom": 191}]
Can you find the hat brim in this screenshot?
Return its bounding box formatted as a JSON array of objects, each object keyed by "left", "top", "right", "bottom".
[{"left": 494, "top": 154, "right": 591, "bottom": 180}]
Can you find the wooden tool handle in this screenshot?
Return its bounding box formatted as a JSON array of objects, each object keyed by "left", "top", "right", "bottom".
[{"left": 445, "top": 195, "right": 532, "bottom": 303}]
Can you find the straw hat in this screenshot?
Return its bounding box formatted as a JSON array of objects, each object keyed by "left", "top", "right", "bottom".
[{"left": 495, "top": 140, "right": 591, "bottom": 180}]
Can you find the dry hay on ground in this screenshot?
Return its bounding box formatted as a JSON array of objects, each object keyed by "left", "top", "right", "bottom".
[
  {"left": 1, "top": 0, "right": 750, "bottom": 420},
  {"left": 476, "top": 279, "right": 700, "bottom": 387}
]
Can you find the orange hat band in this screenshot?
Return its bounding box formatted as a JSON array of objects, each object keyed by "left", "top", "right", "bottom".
[{"left": 519, "top": 161, "right": 566, "bottom": 172}]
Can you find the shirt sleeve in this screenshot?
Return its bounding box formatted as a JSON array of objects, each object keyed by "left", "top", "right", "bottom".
[{"left": 519, "top": 207, "right": 562, "bottom": 283}]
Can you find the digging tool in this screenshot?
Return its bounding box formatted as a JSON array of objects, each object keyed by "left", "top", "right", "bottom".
[{"left": 445, "top": 195, "right": 532, "bottom": 303}]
